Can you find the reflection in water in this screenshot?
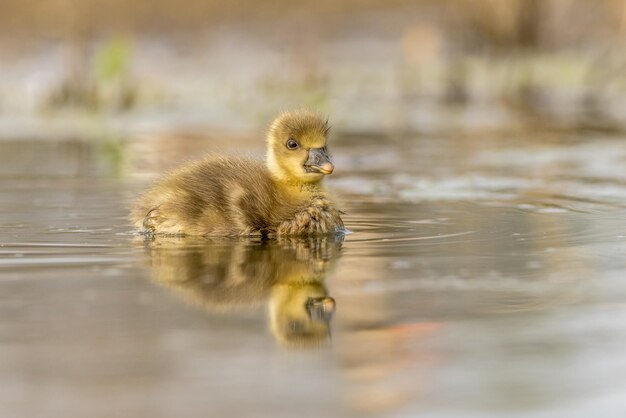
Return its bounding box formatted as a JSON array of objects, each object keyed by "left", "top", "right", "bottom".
[{"left": 138, "top": 235, "right": 343, "bottom": 347}]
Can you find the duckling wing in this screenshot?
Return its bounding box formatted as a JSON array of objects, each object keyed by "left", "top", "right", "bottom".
[
  {"left": 132, "top": 157, "right": 276, "bottom": 236},
  {"left": 188, "top": 157, "right": 290, "bottom": 236}
]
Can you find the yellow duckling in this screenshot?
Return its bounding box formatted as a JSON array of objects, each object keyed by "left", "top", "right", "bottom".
[{"left": 131, "top": 110, "right": 344, "bottom": 236}]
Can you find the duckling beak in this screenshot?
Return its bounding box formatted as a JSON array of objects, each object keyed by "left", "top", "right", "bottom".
[
  {"left": 306, "top": 296, "right": 336, "bottom": 322},
  {"left": 305, "top": 148, "right": 334, "bottom": 175}
]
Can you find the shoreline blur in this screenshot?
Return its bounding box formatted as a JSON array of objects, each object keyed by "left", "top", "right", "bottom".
[{"left": 1, "top": 0, "right": 625, "bottom": 140}]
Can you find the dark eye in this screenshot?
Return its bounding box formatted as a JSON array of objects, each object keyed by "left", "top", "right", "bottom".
[{"left": 286, "top": 139, "right": 299, "bottom": 150}]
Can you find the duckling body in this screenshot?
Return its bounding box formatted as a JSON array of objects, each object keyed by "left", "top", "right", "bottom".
[{"left": 131, "top": 110, "right": 343, "bottom": 236}]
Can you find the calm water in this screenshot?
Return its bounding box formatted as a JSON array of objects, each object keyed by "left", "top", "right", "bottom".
[{"left": 2, "top": 131, "right": 626, "bottom": 417}]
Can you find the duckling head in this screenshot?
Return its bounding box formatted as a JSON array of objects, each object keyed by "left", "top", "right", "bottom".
[{"left": 266, "top": 109, "right": 334, "bottom": 184}]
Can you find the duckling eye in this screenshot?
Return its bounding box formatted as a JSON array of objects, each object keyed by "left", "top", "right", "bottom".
[{"left": 286, "top": 139, "right": 299, "bottom": 150}]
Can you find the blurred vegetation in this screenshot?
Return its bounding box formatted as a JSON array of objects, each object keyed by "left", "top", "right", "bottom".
[
  {"left": 2, "top": 0, "right": 622, "bottom": 47},
  {"left": 45, "top": 37, "right": 136, "bottom": 111},
  {"left": 0, "top": 0, "right": 624, "bottom": 133}
]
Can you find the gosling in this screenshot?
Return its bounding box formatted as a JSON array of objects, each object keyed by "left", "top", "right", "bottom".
[{"left": 131, "top": 110, "right": 344, "bottom": 236}]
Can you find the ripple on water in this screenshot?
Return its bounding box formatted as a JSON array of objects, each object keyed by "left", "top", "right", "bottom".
[{"left": 0, "top": 241, "right": 135, "bottom": 272}]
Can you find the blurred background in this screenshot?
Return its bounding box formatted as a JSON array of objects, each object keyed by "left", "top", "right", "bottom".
[{"left": 1, "top": 0, "right": 625, "bottom": 139}]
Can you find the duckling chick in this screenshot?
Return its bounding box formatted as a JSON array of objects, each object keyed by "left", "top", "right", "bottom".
[{"left": 131, "top": 110, "right": 344, "bottom": 236}]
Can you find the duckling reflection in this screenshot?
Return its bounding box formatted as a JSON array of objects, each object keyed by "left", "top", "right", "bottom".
[{"left": 139, "top": 235, "right": 343, "bottom": 347}]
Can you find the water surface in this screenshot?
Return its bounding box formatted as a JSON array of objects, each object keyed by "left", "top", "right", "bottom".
[{"left": 2, "top": 132, "right": 626, "bottom": 417}]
